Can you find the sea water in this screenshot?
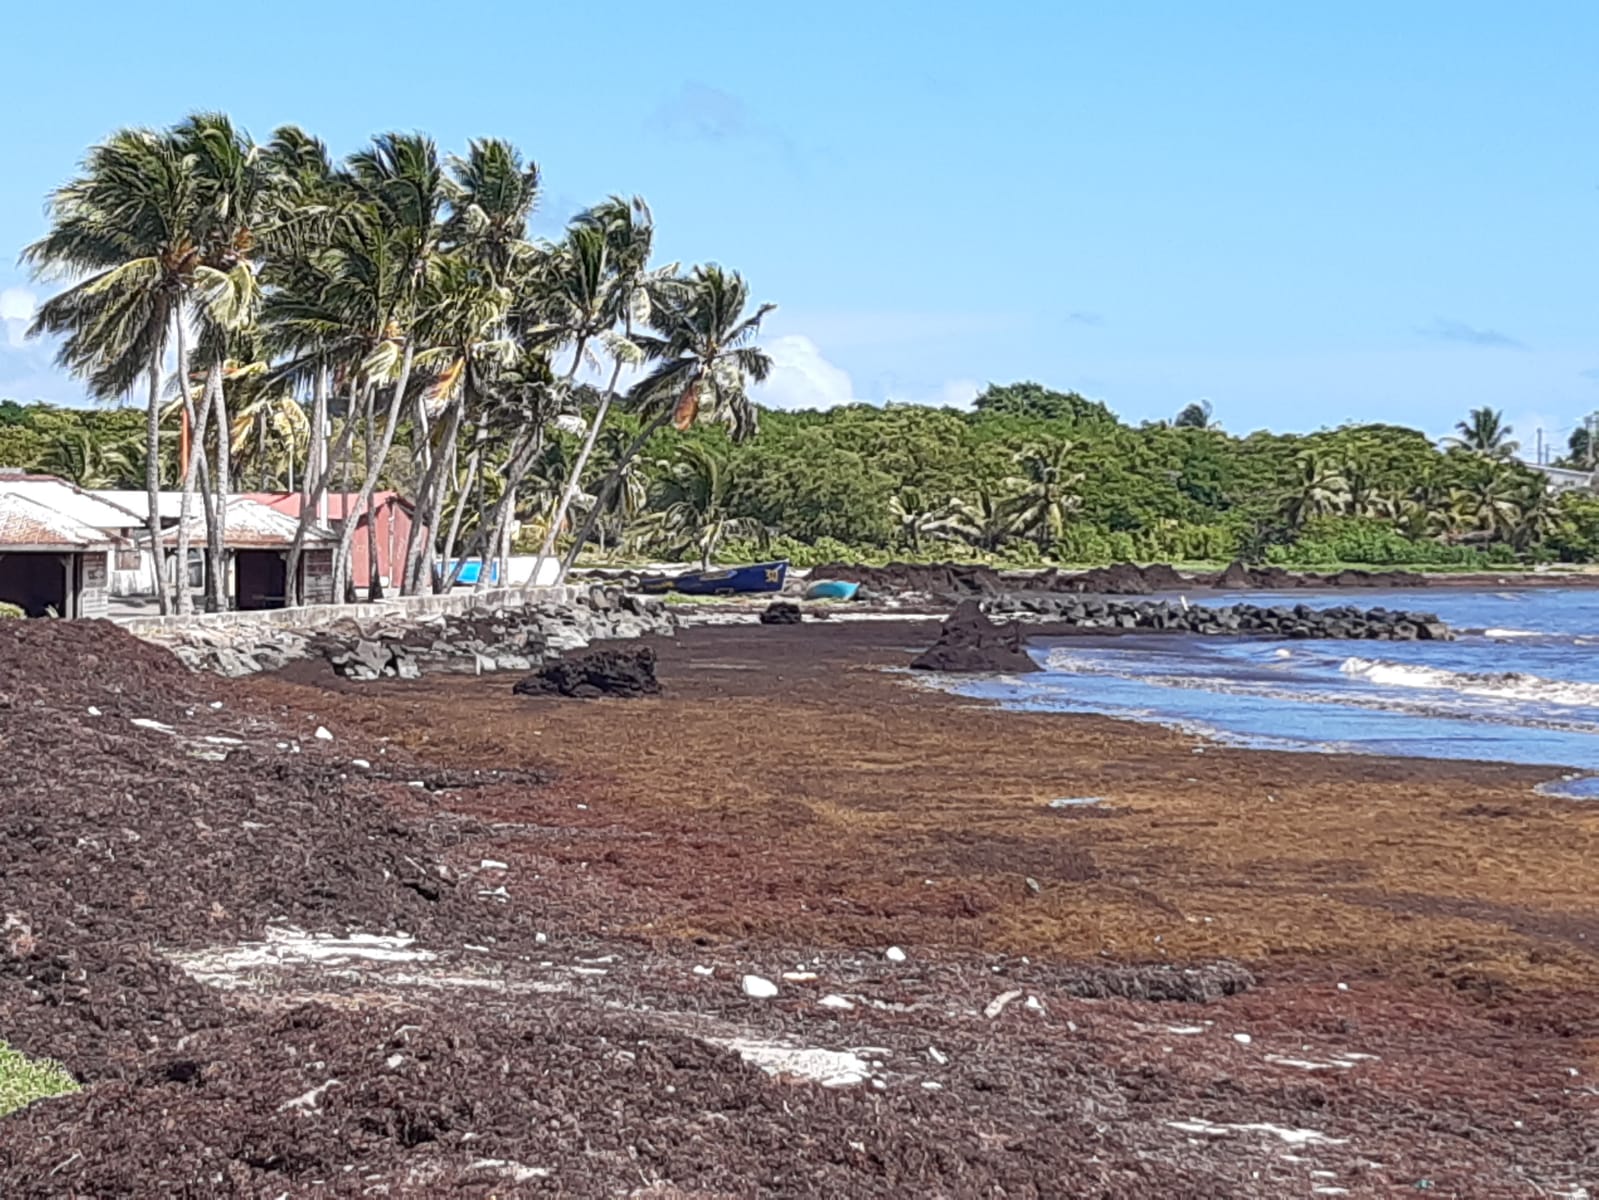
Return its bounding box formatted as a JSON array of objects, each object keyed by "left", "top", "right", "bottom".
[{"left": 943, "top": 587, "right": 1599, "bottom": 775}]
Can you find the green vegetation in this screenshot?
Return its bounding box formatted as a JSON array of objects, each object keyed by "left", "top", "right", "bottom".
[
  {"left": 0, "top": 1041, "right": 78, "bottom": 1117},
  {"left": 6, "top": 387, "right": 1595, "bottom": 572},
  {"left": 0, "top": 603, "right": 25, "bottom": 619}
]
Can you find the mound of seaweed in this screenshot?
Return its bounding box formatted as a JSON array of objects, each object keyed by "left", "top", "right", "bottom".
[{"left": 911, "top": 601, "right": 1041, "bottom": 673}]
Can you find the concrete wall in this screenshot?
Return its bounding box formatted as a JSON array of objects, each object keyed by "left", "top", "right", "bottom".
[{"left": 113, "top": 583, "right": 586, "bottom": 636}]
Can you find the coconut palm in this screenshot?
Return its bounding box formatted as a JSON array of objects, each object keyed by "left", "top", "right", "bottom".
[
  {"left": 1447, "top": 407, "right": 1519, "bottom": 458},
  {"left": 172, "top": 112, "right": 275, "bottom": 610},
  {"left": 557, "top": 265, "right": 774, "bottom": 580},
  {"left": 39, "top": 427, "right": 140, "bottom": 489},
  {"left": 1279, "top": 451, "right": 1351, "bottom": 530},
  {"left": 535, "top": 198, "right": 670, "bottom": 570},
  {"left": 24, "top": 128, "right": 206, "bottom": 612},
  {"left": 1452, "top": 467, "right": 1525, "bottom": 541},
  {"left": 227, "top": 364, "right": 311, "bottom": 489},
  {"left": 943, "top": 486, "right": 1022, "bottom": 553},
  {"left": 1508, "top": 478, "right": 1555, "bottom": 551},
  {"left": 1008, "top": 438, "right": 1083, "bottom": 554},
  {"left": 646, "top": 443, "right": 762, "bottom": 568}
]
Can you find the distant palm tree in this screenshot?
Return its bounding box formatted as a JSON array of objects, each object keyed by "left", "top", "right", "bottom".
[
  {"left": 944, "top": 486, "right": 1021, "bottom": 553},
  {"left": 1008, "top": 438, "right": 1083, "bottom": 554},
  {"left": 39, "top": 427, "right": 139, "bottom": 489},
  {"left": 558, "top": 265, "right": 774, "bottom": 580},
  {"left": 1452, "top": 467, "right": 1525, "bottom": 541},
  {"left": 648, "top": 443, "right": 761, "bottom": 568},
  {"left": 536, "top": 197, "right": 666, "bottom": 568},
  {"left": 227, "top": 362, "right": 311, "bottom": 489},
  {"left": 1446, "top": 407, "right": 1519, "bottom": 458},
  {"left": 1279, "top": 451, "right": 1351, "bottom": 530}
]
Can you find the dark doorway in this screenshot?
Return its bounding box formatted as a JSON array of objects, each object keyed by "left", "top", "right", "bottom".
[
  {"left": 0, "top": 553, "right": 69, "bottom": 617},
  {"left": 235, "top": 551, "right": 287, "bottom": 610}
]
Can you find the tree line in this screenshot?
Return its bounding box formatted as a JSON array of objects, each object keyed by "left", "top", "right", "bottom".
[
  {"left": 18, "top": 114, "right": 774, "bottom": 612},
  {"left": 10, "top": 378, "right": 1599, "bottom": 572}
]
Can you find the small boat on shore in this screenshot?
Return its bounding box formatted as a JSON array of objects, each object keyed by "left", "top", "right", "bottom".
[
  {"left": 638, "top": 560, "right": 788, "bottom": 596},
  {"left": 804, "top": 579, "right": 860, "bottom": 601}
]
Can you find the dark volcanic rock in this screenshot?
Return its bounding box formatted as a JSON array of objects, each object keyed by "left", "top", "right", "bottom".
[
  {"left": 911, "top": 600, "right": 1041, "bottom": 673},
  {"left": 513, "top": 646, "right": 660, "bottom": 698},
  {"left": 759, "top": 601, "right": 804, "bottom": 625}
]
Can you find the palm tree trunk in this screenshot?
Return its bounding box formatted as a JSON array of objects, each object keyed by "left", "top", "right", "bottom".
[
  {"left": 476, "top": 426, "right": 543, "bottom": 593},
  {"left": 535, "top": 338, "right": 602, "bottom": 569},
  {"left": 438, "top": 422, "right": 485, "bottom": 593},
  {"left": 334, "top": 345, "right": 414, "bottom": 605},
  {"left": 557, "top": 407, "right": 673, "bottom": 583},
  {"left": 438, "top": 424, "right": 483, "bottom": 593},
  {"left": 144, "top": 358, "right": 173, "bottom": 615},
  {"left": 362, "top": 398, "right": 383, "bottom": 599},
  {"left": 406, "top": 398, "right": 462, "bottom": 595},
  {"left": 285, "top": 405, "right": 359, "bottom": 607},
  {"left": 172, "top": 314, "right": 199, "bottom": 616},
  {"left": 205, "top": 361, "right": 230, "bottom": 612}
]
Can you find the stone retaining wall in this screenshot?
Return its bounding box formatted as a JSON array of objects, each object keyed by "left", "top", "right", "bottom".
[{"left": 114, "top": 585, "right": 584, "bottom": 636}]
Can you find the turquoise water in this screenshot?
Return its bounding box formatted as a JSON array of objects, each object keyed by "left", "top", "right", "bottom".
[{"left": 943, "top": 588, "right": 1599, "bottom": 775}]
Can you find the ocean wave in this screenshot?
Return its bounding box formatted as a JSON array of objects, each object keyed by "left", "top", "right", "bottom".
[{"left": 1339, "top": 657, "right": 1599, "bottom": 708}]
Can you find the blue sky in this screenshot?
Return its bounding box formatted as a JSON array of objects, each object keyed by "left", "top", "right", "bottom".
[{"left": 1, "top": 1, "right": 1595, "bottom": 450}]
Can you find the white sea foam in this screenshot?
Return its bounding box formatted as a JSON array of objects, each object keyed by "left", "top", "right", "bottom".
[{"left": 1339, "top": 658, "right": 1599, "bottom": 709}]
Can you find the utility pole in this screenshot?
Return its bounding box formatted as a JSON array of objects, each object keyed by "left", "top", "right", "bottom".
[{"left": 1536, "top": 427, "right": 1544, "bottom": 465}]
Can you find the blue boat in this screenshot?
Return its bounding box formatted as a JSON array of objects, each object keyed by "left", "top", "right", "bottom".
[
  {"left": 804, "top": 579, "right": 860, "bottom": 601},
  {"left": 638, "top": 560, "right": 788, "bottom": 596},
  {"left": 436, "top": 558, "right": 501, "bottom": 587}
]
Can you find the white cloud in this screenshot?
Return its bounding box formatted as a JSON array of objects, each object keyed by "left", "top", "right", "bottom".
[
  {"left": 0, "top": 287, "right": 36, "bottom": 349},
  {"left": 756, "top": 334, "right": 865, "bottom": 410},
  {"left": 756, "top": 334, "right": 980, "bottom": 413}
]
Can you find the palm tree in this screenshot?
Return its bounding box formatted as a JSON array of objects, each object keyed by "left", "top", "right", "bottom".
[
  {"left": 557, "top": 264, "right": 773, "bottom": 581},
  {"left": 24, "top": 128, "right": 205, "bottom": 613},
  {"left": 943, "top": 486, "right": 1021, "bottom": 553},
  {"left": 1279, "top": 451, "right": 1351, "bottom": 530},
  {"left": 1008, "top": 438, "right": 1083, "bottom": 554},
  {"left": 173, "top": 112, "right": 273, "bottom": 611},
  {"left": 227, "top": 363, "right": 310, "bottom": 489},
  {"left": 39, "top": 427, "right": 139, "bottom": 489},
  {"left": 1447, "top": 407, "right": 1519, "bottom": 458},
  {"left": 402, "top": 138, "right": 541, "bottom": 593},
  {"left": 535, "top": 197, "right": 668, "bottom": 570},
  {"left": 647, "top": 443, "right": 761, "bottom": 568},
  {"left": 1508, "top": 478, "right": 1555, "bottom": 552},
  {"left": 1452, "top": 467, "right": 1524, "bottom": 542}
]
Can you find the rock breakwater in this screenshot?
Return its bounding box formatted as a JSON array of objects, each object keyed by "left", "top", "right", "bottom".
[{"left": 987, "top": 594, "right": 1452, "bottom": 640}]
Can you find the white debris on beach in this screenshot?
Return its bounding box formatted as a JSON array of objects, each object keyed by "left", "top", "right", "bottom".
[
  {"left": 984, "top": 989, "right": 1023, "bottom": 1019},
  {"left": 712, "top": 1036, "right": 872, "bottom": 1087},
  {"left": 741, "top": 974, "right": 779, "bottom": 999},
  {"left": 1166, "top": 1119, "right": 1347, "bottom": 1147},
  {"left": 175, "top": 928, "right": 435, "bottom": 988}
]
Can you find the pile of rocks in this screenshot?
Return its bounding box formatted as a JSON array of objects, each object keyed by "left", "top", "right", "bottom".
[
  {"left": 146, "top": 587, "right": 673, "bottom": 678},
  {"left": 986, "top": 594, "right": 1452, "bottom": 640}
]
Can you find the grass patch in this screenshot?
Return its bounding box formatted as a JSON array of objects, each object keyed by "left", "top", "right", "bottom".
[{"left": 0, "top": 1041, "right": 78, "bottom": 1117}]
